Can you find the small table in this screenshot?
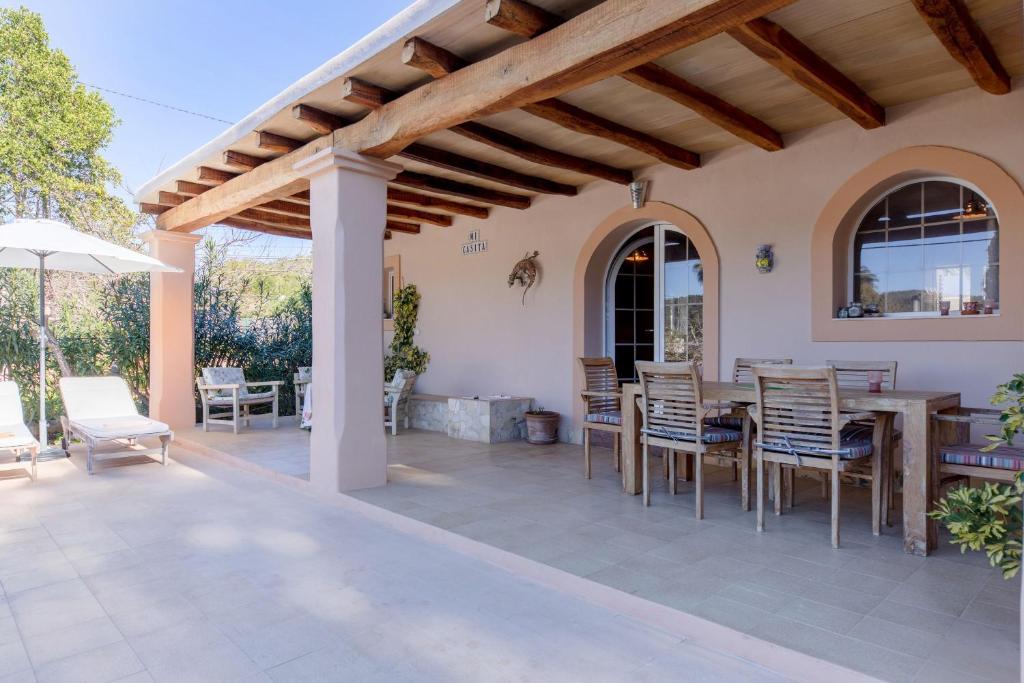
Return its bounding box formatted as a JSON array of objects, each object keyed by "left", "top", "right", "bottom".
[{"left": 620, "top": 381, "right": 960, "bottom": 556}]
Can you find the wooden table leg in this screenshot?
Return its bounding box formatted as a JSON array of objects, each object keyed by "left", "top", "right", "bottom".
[
  {"left": 620, "top": 386, "right": 643, "bottom": 495},
  {"left": 901, "top": 402, "right": 930, "bottom": 556}
]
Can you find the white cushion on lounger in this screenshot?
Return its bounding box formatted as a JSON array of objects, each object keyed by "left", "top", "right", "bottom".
[
  {"left": 69, "top": 416, "right": 169, "bottom": 440},
  {"left": 60, "top": 376, "right": 140, "bottom": 420},
  {"left": 0, "top": 382, "right": 37, "bottom": 451},
  {"left": 0, "top": 422, "right": 36, "bottom": 450}
]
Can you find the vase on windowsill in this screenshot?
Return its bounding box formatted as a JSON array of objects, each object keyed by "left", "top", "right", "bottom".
[{"left": 525, "top": 410, "right": 559, "bottom": 445}]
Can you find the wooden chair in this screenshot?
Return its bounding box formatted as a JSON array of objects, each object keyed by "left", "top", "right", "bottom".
[
  {"left": 196, "top": 367, "right": 282, "bottom": 434},
  {"left": 932, "top": 408, "right": 1023, "bottom": 492},
  {"left": 293, "top": 366, "right": 312, "bottom": 411},
  {"left": 384, "top": 370, "right": 417, "bottom": 435},
  {"left": 578, "top": 357, "right": 622, "bottom": 480},
  {"left": 750, "top": 366, "right": 885, "bottom": 548},
  {"left": 637, "top": 361, "right": 745, "bottom": 518},
  {"left": 827, "top": 360, "right": 899, "bottom": 524}
]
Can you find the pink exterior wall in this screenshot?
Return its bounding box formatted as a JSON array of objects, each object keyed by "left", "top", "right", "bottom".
[{"left": 385, "top": 83, "right": 1024, "bottom": 442}]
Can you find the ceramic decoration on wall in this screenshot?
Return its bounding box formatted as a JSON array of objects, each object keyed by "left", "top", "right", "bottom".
[
  {"left": 755, "top": 244, "right": 774, "bottom": 274},
  {"left": 508, "top": 251, "right": 540, "bottom": 305}
]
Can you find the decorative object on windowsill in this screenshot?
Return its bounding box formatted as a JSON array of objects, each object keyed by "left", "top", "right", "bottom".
[
  {"left": 984, "top": 299, "right": 996, "bottom": 315},
  {"left": 846, "top": 302, "right": 864, "bottom": 318},
  {"left": 837, "top": 306, "right": 849, "bottom": 319},
  {"left": 939, "top": 301, "right": 951, "bottom": 316},
  {"left": 524, "top": 408, "right": 559, "bottom": 445},
  {"left": 508, "top": 251, "right": 540, "bottom": 305},
  {"left": 628, "top": 179, "right": 648, "bottom": 209},
  {"left": 962, "top": 301, "right": 980, "bottom": 315},
  {"left": 863, "top": 303, "right": 881, "bottom": 317},
  {"left": 755, "top": 244, "right": 774, "bottom": 274}
]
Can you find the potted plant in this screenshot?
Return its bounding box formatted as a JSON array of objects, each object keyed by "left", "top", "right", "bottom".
[
  {"left": 525, "top": 406, "right": 559, "bottom": 445},
  {"left": 929, "top": 373, "right": 1024, "bottom": 580}
]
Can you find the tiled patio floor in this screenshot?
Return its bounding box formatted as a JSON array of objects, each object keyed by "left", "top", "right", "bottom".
[
  {"left": 0, "top": 446, "right": 800, "bottom": 682},
  {"left": 178, "top": 421, "right": 1021, "bottom": 683}
]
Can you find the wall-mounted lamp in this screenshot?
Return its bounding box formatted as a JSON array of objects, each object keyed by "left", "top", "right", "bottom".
[{"left": 629, "top": 180, "right": 648, "bottom": 209}]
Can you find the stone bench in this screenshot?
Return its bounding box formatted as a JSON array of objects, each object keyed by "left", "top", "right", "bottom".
[{"left": 408, "top": 394, "right": 533, "bottom": 443}]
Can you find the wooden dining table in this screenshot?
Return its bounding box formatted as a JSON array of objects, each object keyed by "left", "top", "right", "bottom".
[{"left": 619, "top": 381, "right": 961, "bottom": 556}]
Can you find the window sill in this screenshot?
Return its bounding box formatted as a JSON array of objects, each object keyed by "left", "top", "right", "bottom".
[
  {"left": 833, "top": 313, "right": 1000, "bottom": 321},
  {"left": 815, "top": 312, "right": 1018, "bottom": 342}
]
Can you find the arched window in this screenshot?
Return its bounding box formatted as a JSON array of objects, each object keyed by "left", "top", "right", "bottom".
[
  {"left": 606, "top": 223, "right": 703, "bottom": 382},
  {"left": 852, "top": 180, "right": 998, "bottom": 316}
]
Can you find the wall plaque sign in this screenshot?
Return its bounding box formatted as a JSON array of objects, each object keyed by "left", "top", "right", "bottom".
[{"left": 462, "top": 230, "right": 488, "bottom": 255}]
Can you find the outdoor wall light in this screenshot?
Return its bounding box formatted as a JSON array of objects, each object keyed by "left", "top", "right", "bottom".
[{"left": 628, "top": 179, "right": 648, "bottom": 209}]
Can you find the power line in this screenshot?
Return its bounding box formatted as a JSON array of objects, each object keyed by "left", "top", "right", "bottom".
[{"left": 78, "top": 82, "right": 234, "bottom": 124}]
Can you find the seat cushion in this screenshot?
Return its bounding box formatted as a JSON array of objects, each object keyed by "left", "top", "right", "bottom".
[
  {"left": 643, "top": 425, "right": 742, "bottom": 444},
  {"left": 940, "top": 443, "right": 1024, "bottom": 471},
  {"left": 208, "top": 391, "right": 275, "bottom": 405},
  {"left": 703, "top": 415, "right": 744, "bottom": 430},
  {"left": 0, "top": 423, "right": 37, "bottom": 451},
  {"left": 70, "top": 416, "right": 170, "bottom": 440},
  {"left": 585, "top": 411, "right": 622, "bottom": 426},
  {"left": 759, "top": 425, "right": 872, "bottom": 460}
]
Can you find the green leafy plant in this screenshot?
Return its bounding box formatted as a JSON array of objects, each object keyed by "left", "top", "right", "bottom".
[
  {"left": 929, "top": 473, "right": 1022, "bottom": 579},
  {"left": 984, "top": 373, "right": 1024, "bottom": 451},
  {"left": 384, "top": 284, "right": 429, "bottom": 382}
]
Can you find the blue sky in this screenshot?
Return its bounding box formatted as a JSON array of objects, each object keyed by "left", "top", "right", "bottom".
[{"left": 12, "top": 0, "right": 413, "bottom": 257}]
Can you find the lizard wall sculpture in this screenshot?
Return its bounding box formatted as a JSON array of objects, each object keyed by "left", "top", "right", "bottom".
[{"left": 508, "top": 251, "right": 539, "bottom": 305}]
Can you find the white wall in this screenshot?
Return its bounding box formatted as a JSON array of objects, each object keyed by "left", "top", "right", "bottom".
[{"left": 386, "top": 83, "right": 1024, "bottom": 442}]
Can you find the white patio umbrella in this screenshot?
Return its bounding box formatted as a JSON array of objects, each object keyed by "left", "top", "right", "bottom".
[{"left": 0, "top": 219, "right": 180, "bottom": 453}]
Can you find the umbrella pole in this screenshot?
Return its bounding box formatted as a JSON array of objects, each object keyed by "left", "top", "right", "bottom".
[{"left": 38, "top": 253, "right": 46, "bottom": 448}]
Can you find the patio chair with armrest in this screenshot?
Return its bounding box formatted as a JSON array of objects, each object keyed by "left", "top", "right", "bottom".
[
  {"left": 294, "top": 367, "right": 311, "bottom": 408},
  {"left": 637, "top": 361, "right": 746, "bottom": 518},
  {"left": 385, "top": 370, "right": 417, "bottom": 435},
  {"left": 0, "top": 382, "right": 38, "bottom": 480},
  {"left": 578, "top": 357, "right": 623, "bottom": 480},
  {"left": 932, "top": 408, "right": 1023, "bottom": 491},
  {"left": 197, "top": 367, "right": 282, "bottom": 434},
  {"left": 750, "top": 365, "right": 885, "bottom": 548},
  {"left": 59, "top": 376, "right": 172, "bottom": 475}
]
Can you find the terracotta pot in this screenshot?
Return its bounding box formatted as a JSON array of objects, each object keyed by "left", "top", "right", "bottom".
[{"left": 525, "top": 410, "right": 559, "bottom": 445}]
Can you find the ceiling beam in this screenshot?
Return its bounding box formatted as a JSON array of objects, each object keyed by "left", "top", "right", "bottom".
[
  {"left": 484, "top": 0, "right": 561, "bottom": 37},
  {"left": 728, "top": 18, "right": 884, "bottom": 129},
  {"left": 386, "top": 220, "right": 421, "bottom": 235},
  {"left": 197, "top": 166, "right": 239, "bottom": 185},
  {"left": 157, "top": 191, "right": 187, "bottom": 206},
  {"left": 237, "top": 208, "right": 311, "bottom": 230},
  {"left": 911, "top": 0, "right": 1010, "bottom": 95},
  {"left": 620, "top": 63, "right": 783, "bottom": 151},
  {"left": 401, "top": 37, "right": 466, "bottom": 78},
  {"left": 257, "top": 199, "right": 311, "bottom": 218},
  {"left": 223, "top": 150, "right": 267, "bottom": 171},
  {"left": 522, "top": 99, "right": 700, "bottom": 170},
  {"left": 219, "top": 216, "right": 311, "bottom": 239},
  {"left": 387, "top": 204, "right": 453, "bottom": 226},
  {"left": 292, "top": 104, "right": 348, "bottom": 135},
  {"left": 342, "top": 77, "right": 397, "bottom": 109},
  {"left": 399, "top": 142, "right": 577, "bottom": 195},
  {"left": 386, "top": 188, "right": 489, "bottom": 219},
  {"left": 393, "top": 172, "right": 531, "bottom": 209},
  {"left": 256, "top": 131, "right": 304, "bottom": 153},
  {"left": 140, "top": 203, "right": 168, "bottom": 215},
  {"left": 451, "top": 122, "right": 632, "bottom": 185},
  {"left": 176, "top": 180, "right": 213, "bottom": 197}
]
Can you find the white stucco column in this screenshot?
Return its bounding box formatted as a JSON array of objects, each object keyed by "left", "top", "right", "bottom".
[
  {"left": 294, "top": 148, "right": 402, "bottom": 493},
  {"left": 141, "top": 229, "right": 202, "bottom": 429}
]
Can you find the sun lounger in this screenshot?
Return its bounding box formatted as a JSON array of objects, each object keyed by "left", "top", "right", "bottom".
[
  {"left": 59, "top": 376, "right": 172, "bottom": 474},
  {"left": 0, "top": 381, "right": 38, "bottom": 479}
]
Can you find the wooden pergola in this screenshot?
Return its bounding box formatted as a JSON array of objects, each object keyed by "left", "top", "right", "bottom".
[{"left": 138, "top": 0, "right": 1021, "bottom": 238}]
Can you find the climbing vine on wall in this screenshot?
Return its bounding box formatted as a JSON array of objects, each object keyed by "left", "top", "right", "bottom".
[{"left": 384, "top": 284, "right": 429, "bottom": 381}]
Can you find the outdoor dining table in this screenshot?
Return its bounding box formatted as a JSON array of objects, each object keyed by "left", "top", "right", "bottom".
[{"left": 619, "top": 381, "right": 961, "bottom": 556}]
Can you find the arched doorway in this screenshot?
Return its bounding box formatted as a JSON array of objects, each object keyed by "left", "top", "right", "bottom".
[{"left": 604, "top": 223, "right": 704, "bottom": 382}]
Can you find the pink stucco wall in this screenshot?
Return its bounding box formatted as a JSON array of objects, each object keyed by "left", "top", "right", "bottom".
[{"left": 385, "top": 83, "right": 1024, "bottom": 442}]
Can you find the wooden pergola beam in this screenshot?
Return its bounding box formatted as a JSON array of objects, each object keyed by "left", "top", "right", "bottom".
[
  {"left": 223, "top": 150, "right": 267, "bottom": 171},
  {"left": 728, "top": 18, "right": 884, "bottom": 129},
  {"left": 140, "top": 203, "right": 168, "bottom": 215},
  {"left": 176, "top": 180, "right": 213, "bottom": 197},
  {"left": 197, "top": 166, "right": 239, "bottom": 185},
  {"left": 219, "top": 216, "right": 311, "bottom": 239},
  {"left": 484, "top": 0, "right": 561, "bottom": 37},
  {"left": 157, "top": 191, "right": 187, "bottom": 206},
  {"left": 342, "top": 77, "right": 397, "bottom": 109},
  {"left": 393, "top": 172, "right": 531, "bottom": 209},
  {"left": 386, "top": 220, "right": 421, "bottom": 235},
  {"left": 522, "top": 99, "right": 700, "bottom": 170},
  {"left": 401, "top": 37, "right": 466, "bottom": 78},
  {"left": 387, "top": 188, "right": 489, "bottom": 219},
  {"left": 620, "top": 63, "right": 783, "bottom": 151},
  {"left": 292, "top": 104, "right": 348, "bottom": 135},
  {"left": 399, "top": 142, "right": 577, "bottom": 195},
  {"left": 237, "top": 208, "right": 311, "bottom": 230},
  {"left": 911, "top": 0, "right": 1009, "bottom": 95},
  {"left": 256, "top": 131, "right": 304, "bottom": 153},
  {"left": 387, "top": 204, "right": 453, "bottom": 226},
  {"left": 258, "top": 199, "right": 311, "bottom": 218}
]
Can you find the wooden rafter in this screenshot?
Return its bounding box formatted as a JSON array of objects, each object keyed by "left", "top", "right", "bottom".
[
  {"left": 911, "top": 0, "right": 1010, "bottom": 95},
  {"left": 386, "top": 220, "right": 421, "bottom": 235},
  {"left": 342, "top": 77, "right": 396, "bottom": 108},
  {"left": 219, "top": 216, "right": 311, "bottom": 239},
  {"left": 484, "top": 0, "right": 561, "bottom": 37},
  {"left": 237, "top": 208, "right": 310, "bottom": 230},
  {"left": 728, "top": 18, "right": 884, "bottom": 129},
  {"left": 393, "top": 172, "right": 531, "bottom": 209},
  {"left": 140, "top": 203, "right": 168, "bottom": 215},
  {"left": 223, "top": 150, "right": 267, "bottom": 171},
  {"left": 292, "top": 104, "right": 347, "bottom": 135},
  {"left": 401, "top": 37, "right": 465, "bottom": 78},
  {"left": 399, "top": 142, "right": 577, "bottom": 195},
  {"left": 387, "top": 188, "right": 489, "bottom": 219},
  {"left": 256, "top": 131, "right": 304, "bottom": 153},
  {"left": 387, "top": 204, "right": 453, "bottom": 226},
  {"left": 522, "top": 99, "right": 700, "bottom": 170},
  {"left": 157, "top": 191, "right": 187, "bottom": 206},
  {"left": 620, "top": 64, "right": 782, "bottom": 151},
  {"left": 176, "top": 180, "right": 213, "bottom": 197},
  {"left": 257, "top": 199, "right": 310, "bottom": 218},
  {"left": 197, "top": 166, "right": 239, "bottom": 185}
]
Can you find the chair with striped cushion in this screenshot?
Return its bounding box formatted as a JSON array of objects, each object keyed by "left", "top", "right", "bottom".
[
  {"left": 578, "top": 357, "right": 622, "bottom": 480},
  {"left": 932, "top": 408, "right": 1023, "bottom": 495},
  {"left": 637, "top": 361, "right": 745, "bottom": 518},
  {"left": 704, "top": 358, "right": 793, "bottom": 430},
  {"left": 750, "top": 366, "right": 885, "bottom": 548}
]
